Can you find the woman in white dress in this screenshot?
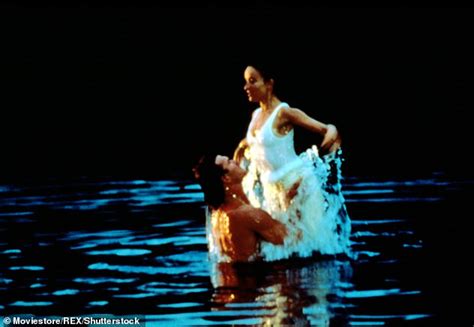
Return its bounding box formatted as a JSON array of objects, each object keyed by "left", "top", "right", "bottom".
[{"left": 233, "top": 64, "right": 351, "bottom": 260}]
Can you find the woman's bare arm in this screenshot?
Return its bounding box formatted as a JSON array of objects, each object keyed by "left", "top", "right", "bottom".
[
  {"left": 233, "top": 138, "right": 248, "bottom": 164},
  {"left": 281, "top": 107, "right": 341, "bottom": 153}
]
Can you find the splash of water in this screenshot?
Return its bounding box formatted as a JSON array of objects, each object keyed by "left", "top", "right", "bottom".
[{"left": 207, "top": 147, "right": 351, "bottom": 263}]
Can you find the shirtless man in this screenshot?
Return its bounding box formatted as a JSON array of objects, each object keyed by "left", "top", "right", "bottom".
[{"left": 193, "top": 154, "right": 287, "bottom": 262}]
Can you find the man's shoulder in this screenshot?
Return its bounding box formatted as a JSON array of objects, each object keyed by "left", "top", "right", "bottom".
[{"left": 228, "top": 204, "right": 258, "bottom": 219}]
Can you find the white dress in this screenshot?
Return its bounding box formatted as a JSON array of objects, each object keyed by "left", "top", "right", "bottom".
[{"left": 241, "top": 102, "right": 351, "bottom": 261}]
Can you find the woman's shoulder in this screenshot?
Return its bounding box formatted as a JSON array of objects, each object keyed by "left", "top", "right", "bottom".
[
  {"left": 278, "top": 101, "right": 290, "bottom": 108},
  {"left": 277, "top": 102, "right": 300, "bottom": 111},
  {"left": 250, "top": 107, "right": 262, "bottom": 119},
  {"left": 277, "top": 105, "right": 311, "bottom": 125},
  {"left": 279, "top": 104, "right": 301, "bottom": 117}
]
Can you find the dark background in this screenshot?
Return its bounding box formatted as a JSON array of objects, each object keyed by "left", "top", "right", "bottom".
[
  {"left": 1, "top": 5, "right": 473, "bottom": 322},
  {"left": 1, "top": 4, "right": 472, "bottom": 181}
]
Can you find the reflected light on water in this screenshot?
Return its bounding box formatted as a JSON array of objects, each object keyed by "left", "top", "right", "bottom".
[{"left": 1, "top": 175, "right": 469, "bottom": 324}]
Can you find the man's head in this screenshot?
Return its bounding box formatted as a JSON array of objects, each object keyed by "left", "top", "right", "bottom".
[
  {"left": 214, "top": 155, "right": 246, "bottom": 183},
  {"left": 193, "top": 154, "right": 246, "bottom": 209}
]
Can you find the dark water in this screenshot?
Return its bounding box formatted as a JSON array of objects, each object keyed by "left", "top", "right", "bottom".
[{"left": 1, "top": 174, "right": 472, "bottom": 326}]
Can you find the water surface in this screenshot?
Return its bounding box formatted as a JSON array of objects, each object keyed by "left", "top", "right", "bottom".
[{"left": 1, "top": 174, "right": 471, "bottom": 325}]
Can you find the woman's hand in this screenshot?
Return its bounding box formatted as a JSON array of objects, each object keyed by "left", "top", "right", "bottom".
[
  {"left": 320, "top": 124, "right": 341, "bottom": 154},
  {"left": 233, "top": 138, "right": 248, "bottom": 165}
]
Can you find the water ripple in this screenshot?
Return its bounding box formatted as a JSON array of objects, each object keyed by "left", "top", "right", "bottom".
[{"left": 0, "top": 176, "right": 455, "bottom": 324}]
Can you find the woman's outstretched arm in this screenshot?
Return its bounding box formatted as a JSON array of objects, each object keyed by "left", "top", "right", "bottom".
[{"left": 280, "top": 107, "right": 341, "bottom": 154}]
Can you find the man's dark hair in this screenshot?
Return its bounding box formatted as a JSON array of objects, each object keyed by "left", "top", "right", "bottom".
[{"left": 193, "top": 155, "right": 226, "bottom": 209}]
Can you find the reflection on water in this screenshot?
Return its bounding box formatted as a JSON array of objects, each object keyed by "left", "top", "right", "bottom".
[
  {"left": 210, "top": 259, "right": 352, "bottom": 326},
  {"left": 1, "top": 174, "right": 472, "bottom": 325}
]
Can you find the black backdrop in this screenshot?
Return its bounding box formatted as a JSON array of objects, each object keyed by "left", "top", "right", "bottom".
[{"left": 1, "top": 5, "right": 472, "bottom": 180}]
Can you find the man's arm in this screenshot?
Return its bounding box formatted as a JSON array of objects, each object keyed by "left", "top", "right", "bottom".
[{"left": 234, "top": 206, "right": 287, "bottom": 245}]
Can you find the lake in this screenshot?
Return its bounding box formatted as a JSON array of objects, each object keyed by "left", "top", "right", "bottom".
[{"left": 1, "top": 173, "right": 472, "bottom": 326}]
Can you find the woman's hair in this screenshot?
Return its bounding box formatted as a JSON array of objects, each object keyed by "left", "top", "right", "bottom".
[
  {"left": 248, "top": 61, "right": 278, "bottom": 83},
  {"left": 246, "top": 61, "right": 286, "bottom": 97},
  {"left": 247, "top": 61, "right": 278, "bottom": 83},
  {"left": 192, "top": 155, "right": 226, "bottom": 209}
]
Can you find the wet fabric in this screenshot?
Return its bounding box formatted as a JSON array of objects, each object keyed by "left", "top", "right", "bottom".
[{"left": 242, "top": 102, "right": 351, "bottom": 260}]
